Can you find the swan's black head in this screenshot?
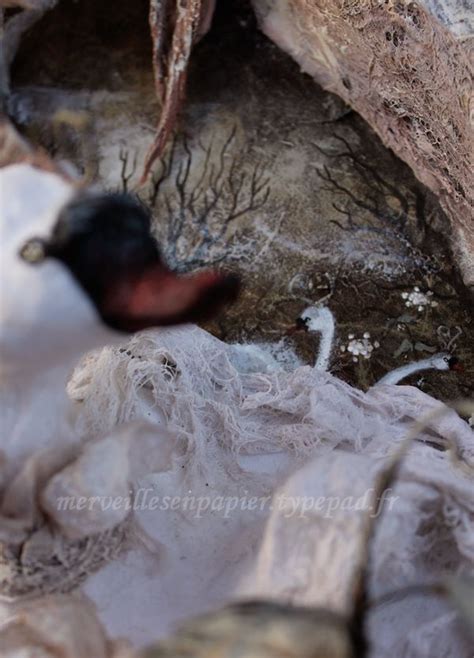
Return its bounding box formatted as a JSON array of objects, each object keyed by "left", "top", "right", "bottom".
[
  {"left": 20, "top": 192, "right": 240, "bottom": 331},
  {"left": 295, "top": 316, "right": 310, "bottom": 331},
  {"left": 446, "top": 355, "right": 463, "bottom": 372},
  {"left": 46, "top": 194, "right": 159, "bottom": 311}
]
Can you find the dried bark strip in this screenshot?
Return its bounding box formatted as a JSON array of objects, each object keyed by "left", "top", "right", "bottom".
[{"left": 141, "top": 0, "right": 204, "bottom": 183}]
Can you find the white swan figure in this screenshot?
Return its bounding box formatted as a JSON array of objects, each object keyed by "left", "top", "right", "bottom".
[
  {"left": 295, "top": 307, "right": 462, "bottom": 386},
  {"left": 229, "top": 305, "right": 335, "bottom": 375},
  {"left": 0, "top": 166, "right": 112, "bottom": 475},
  {"left": 377, "top": 353, "right": 461, "bottom": 385},
  {"left": 297, "top": 305, "right": 336, "bottom": 371},
  {"left": 0, "top": 163, "right": 239, "bottom": 548}
]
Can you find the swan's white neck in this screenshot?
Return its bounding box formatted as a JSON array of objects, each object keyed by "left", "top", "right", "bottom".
[
  {"left": 314, "top": 322, "right": 334, "bottom": 371},
  {"left": 307, "top": 310, "right": 336, "bottom": 372},
  {"left": 377, "top": 356, "right": 444, "bottom": 385}
]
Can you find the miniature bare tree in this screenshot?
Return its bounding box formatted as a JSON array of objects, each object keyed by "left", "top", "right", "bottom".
[
  {"left": 314, "top": 135, "right": 436, "bottom": 274},
  {"left": 145, "top": 128, "right": 270, "bottom": 271}
]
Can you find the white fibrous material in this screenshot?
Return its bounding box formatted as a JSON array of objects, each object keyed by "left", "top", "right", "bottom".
[
  {"left": 68, "top": 326, "right": 471, "bottom": 483},
  {"left": 60, "top": 325, "right": 474, "bottom": 656}
]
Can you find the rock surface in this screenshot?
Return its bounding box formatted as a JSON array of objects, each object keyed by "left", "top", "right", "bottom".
[{"left": 251, "top": 0, "right": 474, "bottom": 286}]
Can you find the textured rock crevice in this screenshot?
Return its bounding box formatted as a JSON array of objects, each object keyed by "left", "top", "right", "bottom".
[{"left": 251, "top": 0, "right": 473, "bottom": 286}]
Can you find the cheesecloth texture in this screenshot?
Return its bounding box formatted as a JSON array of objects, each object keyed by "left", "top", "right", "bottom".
[{"left": 62, "top": 325, "right": 474, "bottom": 657}]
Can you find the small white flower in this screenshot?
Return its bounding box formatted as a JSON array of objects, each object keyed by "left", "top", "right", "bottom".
[
  {"left": 342, "top": 333, "right": 380, "bottom": 362},
  {"left": 401, "top": 287, "right": 438, "bottom": 312}
]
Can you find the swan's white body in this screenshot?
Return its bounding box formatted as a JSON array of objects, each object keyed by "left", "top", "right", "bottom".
[
  {"left": 0, "top": 166, "right": 472, "bottom": 658},
  {"left": 0, "top": 166, "right": 119, "bottom": 380},
  {"left": 0, "top": 167, "right": 124, "bottom": 477},
  {"left": 377, "top": 353, "right": 452, "bottom": 385},
  {"left": 0, "top": 171, "right": 131, "bottom": 495},
  {"left": 230, "top": 306, "right": 335, "bottom": 375},
  {"left": 0, "top": 165, "right": 173, "bottom": 545}
]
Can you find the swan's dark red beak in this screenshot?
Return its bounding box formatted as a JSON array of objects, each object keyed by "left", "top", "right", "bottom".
[
  {"left": 448, "top": 356, "right": 464, "bottom": 373},
  {"left": 22, "top": 192, "right": 240, "bottom": 331},
  {"left": 286, "top": 317, "right": 310, "bottom": 335},
  {"left": 102, "top": 266, "right": 240, "bottom": 332}
]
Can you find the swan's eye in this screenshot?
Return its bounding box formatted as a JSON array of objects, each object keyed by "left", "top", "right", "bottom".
[{"left": 19, "top": 238, "right": 47, "bottom": 265}]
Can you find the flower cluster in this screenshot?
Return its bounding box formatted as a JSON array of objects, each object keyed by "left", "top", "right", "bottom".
[
  {"left": 401, "top": 287, "right": 438, "bottom": 312},
  {"left": 340, "top": 332, "right": 380, "bottom": 363}
]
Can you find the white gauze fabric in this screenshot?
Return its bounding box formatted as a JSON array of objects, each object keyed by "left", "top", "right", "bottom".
[{"left": 65, "top": 325, "right": 473, "bottom": 657}]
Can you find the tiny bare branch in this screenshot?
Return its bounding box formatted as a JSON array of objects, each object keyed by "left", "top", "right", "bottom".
[
  {"left": 144, "top": 129, "right": 270, "bottom": 270},
  {"left": 119, "top": 148, "right": 137, "bottom": 194}
]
